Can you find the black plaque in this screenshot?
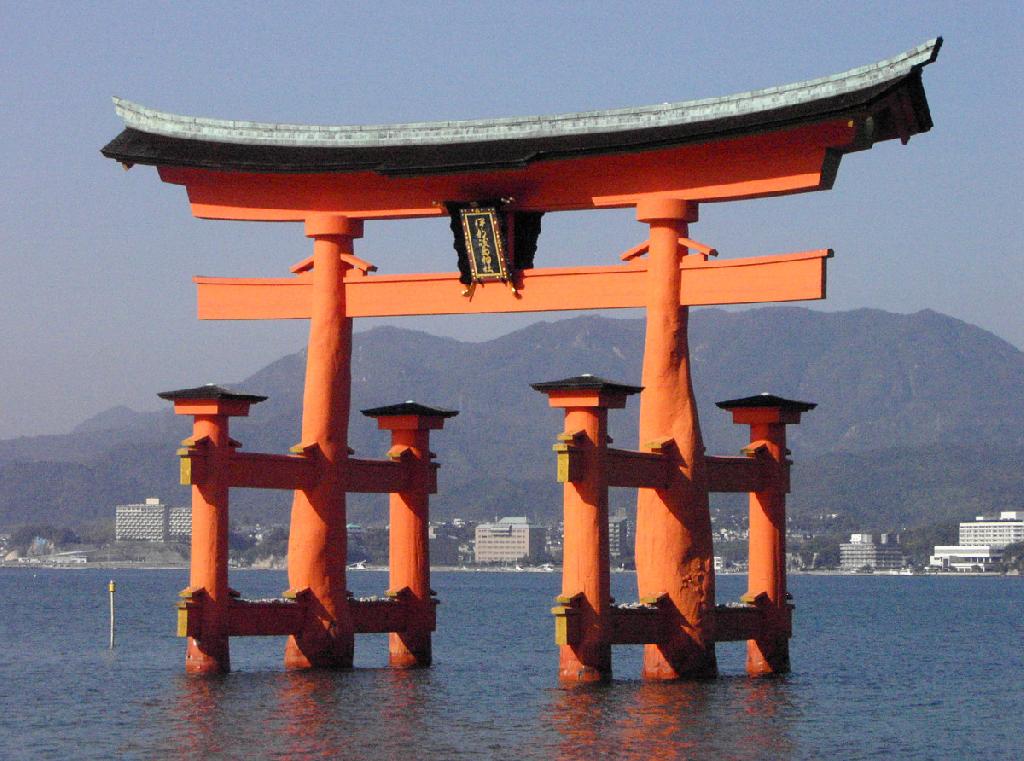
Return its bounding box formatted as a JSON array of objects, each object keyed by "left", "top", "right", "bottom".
[{"left": 460, "top": 208, "right": 510, "bottom": 282}]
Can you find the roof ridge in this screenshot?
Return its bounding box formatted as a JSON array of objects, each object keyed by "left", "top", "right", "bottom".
[{"left": 110, "top": 38, "right": 940, "bottom": 150}]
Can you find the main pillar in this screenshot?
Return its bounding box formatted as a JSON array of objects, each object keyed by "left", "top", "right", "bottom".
[
  {"left": 285, "top": 213, "right": 363, "bottom": 669},
  {"left": 362, "top": 402, "right": 458, "bottom": 668},
  {"left": 159, "top": 384, "right": 266, "bottom": 674},
  {"left": 533, "top": 375, "right": 640, "bottom": 682},
  {"left": 634, "top": 198, "right": 717, "bottom": 679},
  {"left": 717, "top": 393, "right": 815, "bottom": 675}
]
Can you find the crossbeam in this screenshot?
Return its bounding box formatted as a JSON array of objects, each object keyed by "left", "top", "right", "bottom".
[
  {"left": 605, "top": 448, "right": 672, "bottom": 489},
  {"left": 195, "top": 249, "right": 831, "bottom": 320},
  {"left": 705, "top": 455, "right": 769, "bottom": 493}
]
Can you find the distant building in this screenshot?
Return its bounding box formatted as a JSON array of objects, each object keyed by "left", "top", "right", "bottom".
[
  {"left": 839, "top": 533, "right": 904, "bottom": 570},
  {"left": 927, "top": 512, "right": 1022, "bottom": 572},
  {"left": 45, "top": 550, "right": 89, "bottom": 565},
  {"left": 115, "top": 498, "right": 191, "bottom": 542},
  {"left": 168, "top": 506, "right": 191, "bottom": 539},
  {"left": 609, "top": 515, "right": 632, "bottom": 559},
  {"left": 958, "top": 512, "right": 1024, "bottom": 549},
  {"left": 929, "top": 545, "right": 1004, "bottom": 572},
  {"left": 474, "top": 517, "right": 545, "bottom": 563}
]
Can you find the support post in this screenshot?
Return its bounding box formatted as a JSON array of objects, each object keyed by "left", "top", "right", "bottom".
[
  {"left": 285, "top": 213, "right": 363, "bottom": 670},
  {"left": 362, "top": 402, "right": 458, "bottom": 668},
  {"left": 716, "top": 393, "right": 815, "bottom": 675},
  {"left": 533, "top": 374, "right": 641, "bottom": 683},
  {"left": 159, "top": 384, "right": 266, "bottom": 674},
  {"left": 633, "top": 198, "right": 717, "bottom": 679}
]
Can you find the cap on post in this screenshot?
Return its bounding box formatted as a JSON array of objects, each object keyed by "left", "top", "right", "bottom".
[
  {"left": 715, "top": 392, "right": 816, "bottom": 425},
  {"left": 361, "top": 400, "right": 458, "bottom": 430},
  {"left": 635, "top": 197, "right": 698, "bottom": 224},
  {"left": 158, "top": 384, "right": 267, "bottom": 417},
  {"left": 531, "top": 374, "right": 642, "bottom": 409},
  {"left": 305, "top": 213, "right": 363, "bottom": 239}
]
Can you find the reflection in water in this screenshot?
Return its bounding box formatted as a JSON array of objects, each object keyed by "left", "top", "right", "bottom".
[
  {"left": 272, "top": 670, "right": 431, "bottom": 757},
  {"left": 547, "top": 676, "right": 796, "bottom": 760},
  {"left": 10, "top": 570, "right": 1022, "bottom": 759},
  {"left": 163, "top": 676, "right": 229, "bottom": 760},
  {"left": 275, "top": 671, "right": 345, "bottom": 758},
  {"left": 152, "top": 668, "right": 439, "bottom": 760},
  {"left": 154, "top": 666, "right": 797, "bottom": 759}
]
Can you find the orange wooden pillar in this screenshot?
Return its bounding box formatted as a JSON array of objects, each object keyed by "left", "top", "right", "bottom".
[
  {"left": 159, "top": 384, "right": 266, "bottom": 674},
  {"left": 284, "top": 213, "right": 363, "bottom": 670},
  {"left": 716, "top": 393, "right": 815, "bottom": 675},
  {"left": 362, "top": 402, "right": 458, "bottom": 668},
  {"left": 633, "top": 198, "right": 717, "bottom": 679},
  {"left": 533, "top": 375, "right": 641, "bottom": 682}
]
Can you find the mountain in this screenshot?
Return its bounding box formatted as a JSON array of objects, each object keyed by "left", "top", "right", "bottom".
[{"left": 1, "top": 307, "right": 1022, "bottom": 530}]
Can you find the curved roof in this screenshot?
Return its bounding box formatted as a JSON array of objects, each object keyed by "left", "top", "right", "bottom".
[{"left": 102, "top": 38, "right": 940, "bottom": 176}]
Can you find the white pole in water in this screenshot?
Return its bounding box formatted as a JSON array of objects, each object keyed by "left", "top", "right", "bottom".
[{"left": 108, "top": 580, "right": 116, "bottom": 649}]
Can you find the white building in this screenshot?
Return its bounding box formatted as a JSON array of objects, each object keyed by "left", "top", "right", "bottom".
[
  {"left": 474, "top": 517, "right": 545, "bottom": 564},
  {"left": 927, "top": 512, "right": 1022, "bottom": 572},
  {"left": 609, "top": 515, "right": 632, "bottom": 559},
  {"left": 929, "top": 545, "right": 1004, "bottom": 572},
  {"left": 840, "top": 533, "right": 904, "bottom": 570},
  {"left": 115, "top": 498, "right": 191, "bottom": 542},
  {"left": 958, "top": 512, "right": 1024, "bottom": 549}
]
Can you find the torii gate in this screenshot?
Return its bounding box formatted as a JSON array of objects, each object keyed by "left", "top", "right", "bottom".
[{"left": 102, "top": 39, "right": 940, "bottom": 678}]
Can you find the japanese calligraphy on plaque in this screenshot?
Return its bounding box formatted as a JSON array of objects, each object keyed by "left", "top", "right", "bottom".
[{"left": 459, "top": 207, "right": 510, "bottom": 283}]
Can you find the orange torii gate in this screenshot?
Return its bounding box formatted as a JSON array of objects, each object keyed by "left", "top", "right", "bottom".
[{"left": 103, "top": 39, "right": 940, "bottom": 678}]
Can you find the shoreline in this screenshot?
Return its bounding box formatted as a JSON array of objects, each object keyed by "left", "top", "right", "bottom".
[{"left": 0, "top": 562, "right": 1015, "bottom": 577}]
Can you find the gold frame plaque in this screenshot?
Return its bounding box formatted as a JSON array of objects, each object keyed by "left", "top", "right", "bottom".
[{"left": 460, "top": 208, "right": 510, "bottom": 283}]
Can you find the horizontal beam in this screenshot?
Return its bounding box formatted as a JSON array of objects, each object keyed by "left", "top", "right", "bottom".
[
  {"left": 161, "top": 121, "right": 852, "bottom": 221},
  {"left": 344, "top": 457, "right": 417, "bottom": 493},
  {"left": 605, "top": 448, "right": 671, "bottom": 489},
  {"left": 228, "top": 600, "right": 305, "bottom": 636},
  {"left": 705, "top": 455, "right": 769, "bottom": 493},
  {"left": 177, "top": 598, "right": 307, "bottom": 638},
  {"left": 712, "top": 604, "right": 791, "bottom": 642},
  {"left": 196, "top": 249, "right": 831, "bottom": 320},
  {"left": 609, "top": 605, "right": 667, "bottom": 645},
  {"left": 348, "top": 597, "right": 438, "bottom": 633},
  {"left": 180, "top": 449, "right": 429, "bottom": 494},
  {"left": 227, "top": 452, "right": 317, "bottom": 490},
  {"left": 712, "top": 605, "right": 767, "bottom": 642}
]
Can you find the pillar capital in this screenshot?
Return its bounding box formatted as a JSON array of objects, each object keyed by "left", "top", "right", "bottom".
[
  {"left": 158, "top": 384, "right": 267, "bottom": 417},
  {"left": 531, "top": 374, "right": 642, "bottom": 410},
  {"left": 716, "top": 393, "right": 816, "bottom": 426},
  {"left": 304, "top": 213, "right": 364, "bottom": 240},
  {"left": 361, "top": 400, "right": 459, "bottom": 431},
  {"left": 635, "top": 197, "right": 698, "bottom": 224}
]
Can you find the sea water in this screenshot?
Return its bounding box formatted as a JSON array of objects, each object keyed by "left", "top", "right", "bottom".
[{"left": 1, "top": 569, "right": 1021, "bottom": 760}]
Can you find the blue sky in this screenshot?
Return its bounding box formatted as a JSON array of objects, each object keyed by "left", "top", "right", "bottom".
[{"left": 0, "top": 2, "right": 1020, "bottom": 438}]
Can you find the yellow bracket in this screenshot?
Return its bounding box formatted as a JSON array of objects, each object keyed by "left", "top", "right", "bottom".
[
  {"left": 742, "top": 440, "right": 770, "bottom": 457},
  {"left": 553, "top": 430, "right": 586, "bottom": 483},
  {"left": 178, "top": 455, "right": 193, "bottom": 487},
  {"left": 551, "top": 592, "right": 584, "bottom": 646},
  {"left": 739, "top": 591, "right": 770, "bottom": 606},
  {"left": 387, "top": 445, "right": 415, "bottom": 462},
  {"left": 288, "top": 441, "right": 322, "bottom": 458},
  {"left": 176, "top": 438, "right": 212, "bottom": 486},
  {"left": 175, "top": 587, "right": 205, "bottom": 638},
  {"left": 643, "top": 436, "right": 676, "bottom": 455}
]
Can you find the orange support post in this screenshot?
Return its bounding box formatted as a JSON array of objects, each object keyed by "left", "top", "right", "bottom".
[
  {"left": 533, "top": 374, "right": 642, "bottom": 683},
  {"left": 284, "top": 213, "right": 363, "bottom": 670},
  {"left": 716, "top": 393, "right": 815, "bottom": 675},
  {"left": 362, "top": 401, "right": 458, "bottom": 668},
  {"left": 159, "top": 384, "right": 267, "bottom": 674},
  {"left": 633, "top": 198, "right": 717, "bottom": 680}
]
